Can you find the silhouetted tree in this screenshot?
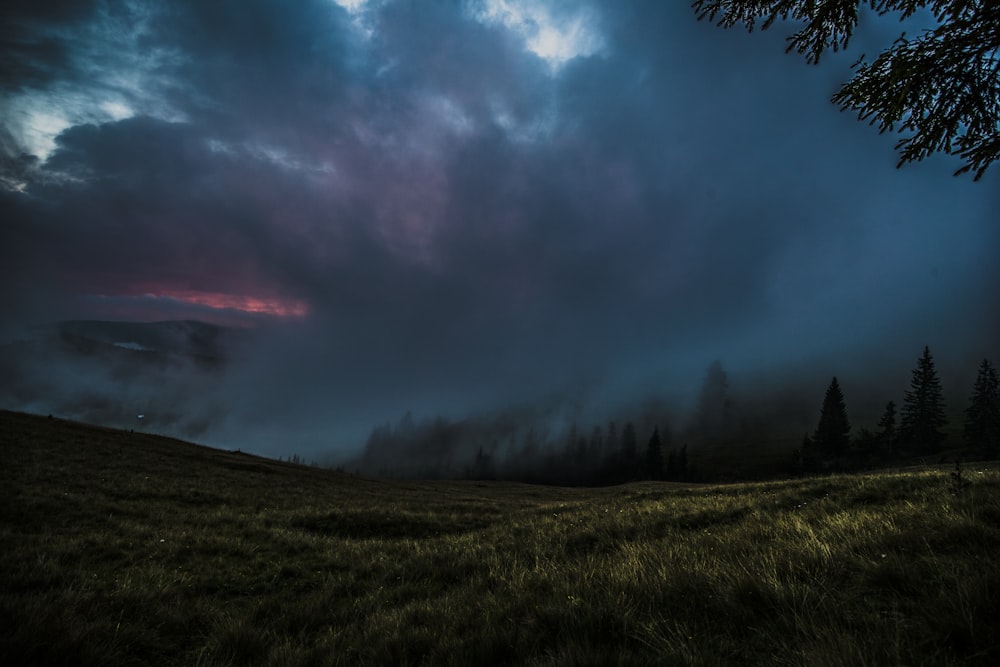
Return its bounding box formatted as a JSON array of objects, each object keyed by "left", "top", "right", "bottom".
[
  {"left": 877, "top": 400, "right": 897, "bottom": 456},
  {"left": 693, "top": 0, "right": 1000, "bottom": 180},
  {"left": 469, "top": 444, "right": 496, "bottom": 480},
  {"left": 852, "top": 427, "right": 880, "bottom": 465},
  {"left": 695, "top": 360, "right": 733, "bottom": 439},
  {"left": 798, "top": 432, "right": 819, "bottom": 473},
  {"left": 900, "top": 346, "right": 948, "bottom": 454},
  {"left": 645, "top": 427, "right": 664, "bottom": 480},
  {"left": 678, "top": 443, "right": 688, "bottom": 478},
  {"left": 814, "top": 377, "right": 851, "bottom": 458},
  {"left": 965, "top": 358, "right": 999, "bottom": 457}
]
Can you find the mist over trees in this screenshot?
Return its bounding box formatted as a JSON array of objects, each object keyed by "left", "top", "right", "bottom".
[
  {"left": 693, "top": 360, "right": 734, "bottom": 441},
  {"left": 352, "top": 347, "right": 998, "bottom": 484}
]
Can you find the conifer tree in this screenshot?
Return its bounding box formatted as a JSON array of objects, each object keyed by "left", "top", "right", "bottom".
[
  {"left": 645, "top": 428, "right": 664, "bottom": 480},
  {"left": 814, "top": 377, "right": 851, "bottom": 458},
  {"left": 965, "top": 358, "right": 999, "bottom": 457},
  {"left": 799, "top": 432, "right": 818, "bottom": 472},
  {"left": 877, "top": 400, "right": 897, "bottom": 456},
  {"left": 693, "top": 0, "right": 1000, "bottom": 180},
  {"left": 900, "top": 346, "right": 948, "bottom": 454}
]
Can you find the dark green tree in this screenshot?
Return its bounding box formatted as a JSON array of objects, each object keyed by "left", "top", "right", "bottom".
[
  {"left": 877, "top": 400, "right": 898, "bottom": 455},
  {"left": 646, "top": 427, "right": 664, "bottom": 480},
  {"left": 814, "top": 377, "right": 851, "bottom": 458},
  {"left": 692, "top": 0, "right": 1000, "bottom": 180},
  {"left": 964, "top": 358, "right": 999, "bottom": 456},
  {"left": 900, "top": 346, "right": 948, "bottom": 454}
]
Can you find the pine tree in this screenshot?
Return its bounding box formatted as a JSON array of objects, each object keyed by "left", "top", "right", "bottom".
[
  {"left": 900, "top": 346, "right": 948, "bottom": 454},
  {"left": 965, "top": 359, "right": 1000, "bottom": 457},
  {"left": 693, "top": 0, "right": 1000, "bottom": 180},
  {"left": 814, "top": 377, "right": 851, "bottom": 458},
  {"left": 645, "top": 428, "right": 664, "bottom": 480},
  {"left": 877, "top": 400, "right": 897, "bottom": 457}
]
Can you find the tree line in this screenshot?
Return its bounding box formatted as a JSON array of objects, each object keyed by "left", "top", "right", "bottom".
[
  {"left": 352, "top": 346, "right": 999, "bottom": 484},
  {"left": 800, "top": 347, "right": 999, "bottom": 472}
]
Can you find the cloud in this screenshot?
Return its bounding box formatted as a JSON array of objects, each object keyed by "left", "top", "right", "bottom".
[{"left": 1, "top": 0, "right": 997, "bottom": 457}]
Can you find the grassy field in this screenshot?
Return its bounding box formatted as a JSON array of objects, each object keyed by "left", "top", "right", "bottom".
[{"left": 2, "top": 410, "right": 999, "bottom": 665}]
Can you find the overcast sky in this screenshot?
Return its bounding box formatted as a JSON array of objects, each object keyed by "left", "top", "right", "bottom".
[{"left": 2, "top": 0, "right": 997, "bottom": 455}]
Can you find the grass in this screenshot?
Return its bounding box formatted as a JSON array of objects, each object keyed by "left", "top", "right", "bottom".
[{"left": 2, "top": 410, "right": 999, "bottom": 665}]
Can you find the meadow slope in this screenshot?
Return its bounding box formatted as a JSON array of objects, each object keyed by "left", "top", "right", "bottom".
[{"left": 1, "top": 410, "right": 998, "bottom": 665}]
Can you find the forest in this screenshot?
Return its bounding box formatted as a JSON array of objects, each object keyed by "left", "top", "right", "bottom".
[{"left": 350, "top": 348, "right": 1000, "bottom": 485}]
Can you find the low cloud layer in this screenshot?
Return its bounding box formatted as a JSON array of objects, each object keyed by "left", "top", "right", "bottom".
[{"left": 2, "top": 1, "right": 997, "bottom": 459}]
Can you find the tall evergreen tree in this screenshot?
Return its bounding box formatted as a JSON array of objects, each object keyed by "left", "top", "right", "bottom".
[
  {"left": 900, "top": 346, "right": 948, "bottom": 454},
  {"left": 965, "top": 358, "right": 1000, "bottom": 457},
  {"left": 814, "top": 377, "right": 851, "bottom": 458},
  {"left": 645, "top": 428, "right": 664, "bottom": 480},
  {"left": 877, "top": 400, "right": 897, "bottom": 456}
]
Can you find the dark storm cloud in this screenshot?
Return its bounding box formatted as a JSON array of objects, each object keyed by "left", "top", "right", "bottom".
[
  {"left": 0, "top": 0, "right": 101, "bottom": 91},
  {"left": 1, "top": 0, "right": 997, "bottom": 456}
]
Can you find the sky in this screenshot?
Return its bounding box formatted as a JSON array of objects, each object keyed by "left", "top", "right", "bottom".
[{"left": 2, "top": 0, "right": 998, "bottom": 457}]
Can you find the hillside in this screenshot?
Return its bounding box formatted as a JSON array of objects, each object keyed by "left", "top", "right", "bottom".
[{"left": 2, "top": 410, "right": 998, "bottom": 665}]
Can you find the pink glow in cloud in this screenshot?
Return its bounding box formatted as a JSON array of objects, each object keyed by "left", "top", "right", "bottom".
[
  {"left": 83, "top": 287, "right": 310, "bottom": 325},
  {"left": 159, "top": 290, "right": 310, "bottom": 318}
]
